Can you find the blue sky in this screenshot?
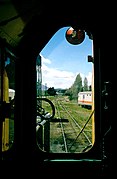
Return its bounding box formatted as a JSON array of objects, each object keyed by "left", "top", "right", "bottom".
[{"left": 40, "top": 26, "right": 93, "bottom": 89}]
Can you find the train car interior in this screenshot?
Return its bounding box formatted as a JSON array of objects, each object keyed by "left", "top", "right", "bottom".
[{"left": 0, "top": 0, "right": 112, "bottom": 177}]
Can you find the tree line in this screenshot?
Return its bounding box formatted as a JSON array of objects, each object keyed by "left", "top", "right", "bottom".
[
  {"left": 65, "top": 73, "right": 91, "bottom": 101},
  {"left": 46, "top": 73, "right": 91, "bottom": 101}
]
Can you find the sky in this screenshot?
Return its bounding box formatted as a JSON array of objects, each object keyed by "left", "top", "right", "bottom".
[{"left": 39, "top": 26, "right": 93, "bottom": 89}]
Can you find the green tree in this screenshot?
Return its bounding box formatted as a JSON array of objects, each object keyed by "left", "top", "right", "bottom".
[
  {"left": 66, "top": 73, "right": 83, "bottom": 100},
  {"left": 47, "top": 87, "right": 56, "bottom": 96},
  {"left": 83, "top": 77, "right": 88, "bottom": 91}
]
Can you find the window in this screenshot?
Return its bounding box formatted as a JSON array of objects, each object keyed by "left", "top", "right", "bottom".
[
  {"left": 36, "top": 26, "right": 94, "bottom": 154},
  {"left": 0, "top": 47, "right": 15, "bottom": 152}
]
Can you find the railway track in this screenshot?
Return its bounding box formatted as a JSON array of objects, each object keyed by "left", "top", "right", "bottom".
[{"left": 49, "top": 95, "right": 93, "bottom": 153}]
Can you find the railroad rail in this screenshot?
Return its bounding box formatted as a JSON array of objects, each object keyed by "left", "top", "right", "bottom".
[{"left": 49, "top": 95, "right": 93, "bottom": 153}]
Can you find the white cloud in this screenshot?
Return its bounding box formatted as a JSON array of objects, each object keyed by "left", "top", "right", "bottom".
[
  {"left": 86, "top": 72, "right": 92, "bottom": 86},
  {"left": 40, "top": 54, "right": 51, "bottom": 64},
  {"left": 40, "top": 55, "right": 92, "bottom": 89}
]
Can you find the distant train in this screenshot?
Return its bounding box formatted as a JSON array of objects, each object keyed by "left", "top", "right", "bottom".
[{"left": 78, "top": 91, "right": 92, "bottom": 108}]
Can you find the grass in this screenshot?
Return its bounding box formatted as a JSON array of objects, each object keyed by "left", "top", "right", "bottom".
[{"left": 8, "top": 95, "right": 93, "bottom": 152}]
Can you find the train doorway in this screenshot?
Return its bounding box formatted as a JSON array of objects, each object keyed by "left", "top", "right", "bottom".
[{"left": 36, "top": 26, "right": 95, "bottom": 153}]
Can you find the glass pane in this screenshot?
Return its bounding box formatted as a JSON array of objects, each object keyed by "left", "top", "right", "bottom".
[{"left": 36, "top": 26, "right": 94, "bottom": 153}]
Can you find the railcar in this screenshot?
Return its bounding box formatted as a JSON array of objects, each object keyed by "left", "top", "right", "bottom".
[
  {"left": 0, "top": 0, "right": 112, "bottom": 177},
  {"left": 78, "top": 91, "right": 92, "bottom": 108}
]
